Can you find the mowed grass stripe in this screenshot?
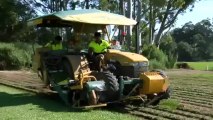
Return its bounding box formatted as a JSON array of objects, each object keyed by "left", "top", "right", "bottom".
[
  {"left": 171, "top": 97, "right": 213, "bottom": 108},
  {"left": 124, "top": 106, "right": 171, "bottom": 120},
  {"left": 136, "top": 107, "right": 194, "bottom": 120},
  {"left": 128, "top": 110, "right": 170, "bottom": 120},
  {"left": 172, "top": 94, "right": 213, "bottom": 103},
  {"left": 154, "top": 107, "right": 213, "bottom": 120},
  {"left": 178, "top": 103, "right": 213, "bottom": 118},
  {"left": 172, "top": 90, "right": 213, "bottom": 99},
  {"left": 170, "top": 80, "right": 213, "bottom": 86},
  {"left": 171, "top": 81, "right": 213, "bottom": 88},
  {"left": 172, "top": 96, "right": 213, "bottom": 107},
  {"left": 172, "top": 87, "right": 213, "bottom": 94},
  {"left": 179, "top": 100, "right": 213, "bottom": 109}
]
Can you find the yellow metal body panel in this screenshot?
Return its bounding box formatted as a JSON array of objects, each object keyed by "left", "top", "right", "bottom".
[
  {"left": 105, "top": 49, "right": 148, "bottom": 65},
  {"left": 65, "top": 55, "right": 96, "bottom": 90},
  {"left": 32, "top": 47, "right": 50, "bottom": 72},
  {"left": 140, "top": 72, "right": 169, "bottom": 94},
  {"left": 65, "top": 55, "right": 91, "bottom": 80}
]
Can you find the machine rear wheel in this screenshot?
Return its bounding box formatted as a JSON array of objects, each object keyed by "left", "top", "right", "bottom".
[{"left": 92, "top": 71, "right": 119, "bottom": 101}]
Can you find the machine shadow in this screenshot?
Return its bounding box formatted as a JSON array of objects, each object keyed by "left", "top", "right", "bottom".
[
  {"left": 0, "top": 92, "right": 85, "bottom": 112},
  {"left": 103, "top": 103, "right": 150, "bottom": 119}
]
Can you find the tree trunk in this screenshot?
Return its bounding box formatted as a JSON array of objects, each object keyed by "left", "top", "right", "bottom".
[
  {"left": 63, "top": 0, "right": 71, "bottom": 41},
  {"left": 126, "top": 0, "right": 132, "bottom": 49},
  {"left": 119, "top": 0, "right": 125, "bottom": 45},
  {"left": 149, "top": 2, "right": 153, "bottom": 44},
  {"left": 137, "top": 0, "right": 142, "bottom": 47},
  {"left": 153, "top": 1, "right": 171, "bottom": 45},
  {"left": 85, "top": 0, "right": 89, "bottom": 9},
  {"left": 155, "top": 2, "right": 182, "bottom": 47}
]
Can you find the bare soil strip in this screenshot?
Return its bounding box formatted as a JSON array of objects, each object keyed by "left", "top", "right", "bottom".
[{"left": 0, "top": 71, "right": 54, "bottom": 94}]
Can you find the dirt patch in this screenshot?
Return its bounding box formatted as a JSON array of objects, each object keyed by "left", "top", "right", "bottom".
[{"left": 0, "top": 70, "right": 53, "bottom": 94}]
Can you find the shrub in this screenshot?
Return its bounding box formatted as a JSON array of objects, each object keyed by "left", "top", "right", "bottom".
[
  {"left": 176, "top": 62, "right": 193, "bottom": 69},
  {"left": 13, "top": 42, "right": 33, "bottom": 67},
  {"left": 166, "top": 53, "right": 178, "bottom": 68},
  {"left": 149, "top": 59, "right": 166, "bottom": 70},
  {"left": 142, "top": 45, "right": 168, "bottom": 69},
  {"left": 0, "top": 42, "right": 34, "bottom": 70},
  {"left": 160, "top": 34, "right": 178, "bottom": 68},
  {"left": 0, "top": 48, "right": 20, "bottom": 70}
]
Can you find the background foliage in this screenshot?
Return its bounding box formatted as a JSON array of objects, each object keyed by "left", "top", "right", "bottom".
[{"left": 0, "top": 42, "right": 34, "bottom": 70}]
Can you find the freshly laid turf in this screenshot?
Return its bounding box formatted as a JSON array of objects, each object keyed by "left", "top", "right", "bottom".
[
  {"left": 0, "top": 85, "right": 137, "bottom": 120},
  {"left": 158, "top": 99, "right": 181, "bottom": 110},
  {"left": 187, "top": 61, "right": 213, "bottom": 71}
]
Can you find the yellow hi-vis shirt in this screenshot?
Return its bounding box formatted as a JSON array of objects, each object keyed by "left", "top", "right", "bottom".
[
  {"left": 89, "top": 40, "right": 110, "bottom": 53},
  {"left": 46, "top": 42, "right": 63, "bottom": 50}
]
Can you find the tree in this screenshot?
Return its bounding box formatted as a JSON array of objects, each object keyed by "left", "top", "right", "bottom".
[
  {"left": 138, "top": 0, "right": 197, "bottom": 46},
  {"left": 177, "top": 41, "right": 193, "bottom": 61},
  {"left": 0, "top": 0, "right": 36, "bottom": 42},
  {"left": 160, "top": 34, "right": 177, "bottom": 68},
  {"left": 155, "top": 0, "right": 196, "bottom": 46},
  {"left": 171, "top": 19, "right": 213, "bottom": 61}
]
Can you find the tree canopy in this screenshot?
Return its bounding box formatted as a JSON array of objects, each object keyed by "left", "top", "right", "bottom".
[
  {"left": 1, "top": 0, "right": 211, "bottom": 65},
  {"left": 171, "top": 19, "right": 213, "bottom": 61},
  {"left": 0, "top": 0, "right": 36, "bottom": 42}
]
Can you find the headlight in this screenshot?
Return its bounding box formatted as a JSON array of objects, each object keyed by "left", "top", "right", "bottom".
[
  {"left": 129, "top": 61, "right": 149, "bottom": 67},
  {"left": 138, "top": 61, "right": 149, "bottom": 67}
]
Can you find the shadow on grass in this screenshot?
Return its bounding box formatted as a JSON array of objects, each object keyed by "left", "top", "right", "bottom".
[
  {"left": 0, "top": 92, "right": 85, "bottom": 112},
  {"left": 0, "top": 91, "right": 144, "bottom": 118},
  {"left": 1, "top": 91, "right": 176, "bottom": 119},
  {"left": 104, "top": 104, "right": 149, "bottom": 119},
  {"left": 103, "top": 99, "right": 181, "bottom": 119}
]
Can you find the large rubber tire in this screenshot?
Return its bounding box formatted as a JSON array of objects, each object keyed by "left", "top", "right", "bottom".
[
  {"left": 161, "top": 86, "right": 171, "bottom": 99},
  {"left": 91, "top": 71, "right": 119, "bottom": 101},
  {"left": 151, "top": 86, "right": 172, "bottom": 106}
]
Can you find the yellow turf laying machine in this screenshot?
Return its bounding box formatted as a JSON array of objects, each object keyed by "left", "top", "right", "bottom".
[{"left": 28, "top": 9, "right": 170, "bottom": 108}]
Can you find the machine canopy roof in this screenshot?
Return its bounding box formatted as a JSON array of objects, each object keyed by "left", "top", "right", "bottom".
[{"left": 27, "top": 9, "right": 137, "bottom": 28}]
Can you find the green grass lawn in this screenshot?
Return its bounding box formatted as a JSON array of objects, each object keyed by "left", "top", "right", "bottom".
[
  {"left": 0, "top": 85, "right": 137, "bottom": 120},
  {"left": 187, "top": 61, "right": 213, "bottom": 70}
]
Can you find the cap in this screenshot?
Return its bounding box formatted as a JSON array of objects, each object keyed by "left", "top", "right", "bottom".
[{"left": 94, "top": 32, "right": 101, "bottom": 37}]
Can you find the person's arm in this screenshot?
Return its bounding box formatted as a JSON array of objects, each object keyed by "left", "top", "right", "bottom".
[
  {"left": 104, "top": 40, "right": 111, "bottom": 49},
  {"left": 107, "top": 46, "right": 111, "bottom": 49}
]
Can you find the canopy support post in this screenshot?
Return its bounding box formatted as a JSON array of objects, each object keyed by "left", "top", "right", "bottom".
[
  {"left": 103, "top": 26, "right": 110, "bottom": 42},
  {"left": 135, "top": 22, "right": 140, "bottom": 54}
]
